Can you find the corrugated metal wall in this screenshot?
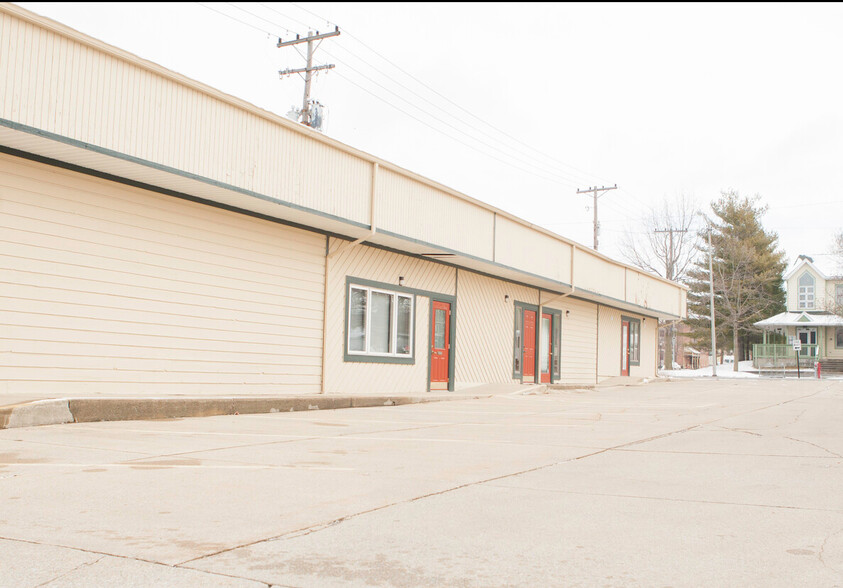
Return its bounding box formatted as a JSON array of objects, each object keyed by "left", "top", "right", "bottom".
[
  {"left": 0, "top": 6, "right": 687, "bottom": 323},
  {"left": 574, "top": 248, "right": 626, "bottom": 301},
  {"left": 545, "top": 297, "right": 597, "bottom": 385},
  {"left": 455, "top": 270, "right": 539, "bottom": 388},
  {"left": 631, "top": 316, "right": 657, "bottom": 378},
  {"left": 494, "top": 216, "right": 571, "bottom": 284},
  {"left": 597, "top": 305, "right": 622, "bottom": 379},
  {"left": 0, "top": 153, "right": 326, "bottom": 394},
  {"left": 322, "top": 238, "right": 455, "bottom": 394},
  {"left": 0, "top": 11, "right": 373, "bottom": 226},
  {"left": 376, "top": 168, "right": 495, "bottom": 261}
]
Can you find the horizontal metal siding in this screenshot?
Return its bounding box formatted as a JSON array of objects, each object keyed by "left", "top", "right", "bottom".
[
  {"left": 629, "top": 314, "right": 657, "bottom": 378},
  {"left": 495, "top": 216, "right": 571, "bottom": 283},
  {"left": 0, "top": 153, "right": 325, "bottom": 394},
  {"left": 376, "top": 168, "right": 494, "bottom": 260},
  {"left": 574, "top": 248, "right": 625, "bottom": 301},
  {"left": 323, "top": 238, "right": 454, "bottom": 394},
  {"left": 0, "top": 11, "right": 372, "bottom": 226},
  {"left": 626, "top": 269, "right": 683, "bottom": 317},
  {"left": 455, "top": 270, "right": 538, "bottom": 388},
  {"left": 597, "top": 305, "right": 622, "bottom": 379},
  {"left": 545, "top": 297, "right": 597, "bottom": 385}
]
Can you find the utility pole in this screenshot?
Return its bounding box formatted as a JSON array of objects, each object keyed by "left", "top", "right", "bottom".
[
  {"left": 654, "top": 227, "right": 689, "bottom": 370},
  {"left": 278, "top": 27, "right": 340, "bottom": 128},
  {"left": 707, "top": 227, "right": 717, "bottom": 377},
  {"left": 576, "top": 184, "right": 617, "bottom": 250}
]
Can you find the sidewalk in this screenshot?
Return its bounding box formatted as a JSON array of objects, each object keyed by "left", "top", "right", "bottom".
[{"left": 0, "top": 382, "right": 546, "bottom": 430}]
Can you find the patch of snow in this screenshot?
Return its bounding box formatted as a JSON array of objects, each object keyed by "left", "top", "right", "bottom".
[{"left": 660, "top": 363, "right": 760, "bottom": 379}]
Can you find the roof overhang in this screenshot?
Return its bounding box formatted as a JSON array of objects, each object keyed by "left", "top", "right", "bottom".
[{"left": 0, "top": 120, "right": 681, "bottom": 320}]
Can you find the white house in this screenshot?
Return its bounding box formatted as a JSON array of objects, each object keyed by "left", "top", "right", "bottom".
[{"left": 754, "top": 255, "right": 843, "bottom": 368}]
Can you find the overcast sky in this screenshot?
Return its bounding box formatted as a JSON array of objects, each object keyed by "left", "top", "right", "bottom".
[{"left": 17, "top": 2, "right": 843, "bottom": 275}]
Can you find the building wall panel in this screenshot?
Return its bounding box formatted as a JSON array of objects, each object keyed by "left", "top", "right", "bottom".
[
  {"left": 597, "top": 305, "right": 622, "bottom": 379},
  {"left": 323, "top": 238, "right": 455, "bottom": 394},
  {"left": 494, "top": 216, "right": 571, "bottom": 284},
  {"left": 0, "top": 10, "right": 373, "bottom": 227},
  {"left": 455, "top": 270, "right": 538, "bottom": 388},
  {"left": 376, "top": 168, "right": 494, "bottom": 260},
  {"left": 574, "top": 248, "right": 625, "bottom": 301},
  {"left": 0, "top": 153, "right": 325, "bottom": 395},
  {"left": 544, "top": 296, "right": 597, "bottom": 385},
  {"left": 630, "top": 313, "right": 657, "bottom": 379}
]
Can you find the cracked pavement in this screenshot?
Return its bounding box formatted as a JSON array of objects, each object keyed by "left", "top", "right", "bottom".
[{"left": 2, "top": 378, "right": 843, "bottom": 587}]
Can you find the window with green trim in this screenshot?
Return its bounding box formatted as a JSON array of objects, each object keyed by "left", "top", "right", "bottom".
[
  {"left": 626, "top": 317, "right": 641, "bottom": 365},
  {"left": 836, "top": 327, "right": 843, "bottom": 349},
  {"left": 348, "top": 284, "right": 413, "bottom": 358}
]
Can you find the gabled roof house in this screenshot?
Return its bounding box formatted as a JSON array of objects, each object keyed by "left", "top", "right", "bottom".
[{"left": 754, "top": 255, "right": 843, "bottom": 368}]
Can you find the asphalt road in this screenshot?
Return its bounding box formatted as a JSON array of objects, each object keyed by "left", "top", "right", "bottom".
[{"left": 2, "top": 378, "right": 843, "bottom": 587}]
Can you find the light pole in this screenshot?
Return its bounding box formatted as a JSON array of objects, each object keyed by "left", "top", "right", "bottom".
[{"left": 706, "top": 219, "right": 717, "bottom": 377}]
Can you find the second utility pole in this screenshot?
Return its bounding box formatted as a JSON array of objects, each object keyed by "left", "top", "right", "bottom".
[{"left": 576, "top": 184, "right": 617, "bottom": 250}]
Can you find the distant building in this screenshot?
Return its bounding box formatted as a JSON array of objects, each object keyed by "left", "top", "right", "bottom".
[{"left": 754, "top": 255, "right": 843, "bottom": 370}]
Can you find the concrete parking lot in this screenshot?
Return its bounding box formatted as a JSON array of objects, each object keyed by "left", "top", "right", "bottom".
[{"left": 2, "top": 378, "right": 843, "bottom": 587}]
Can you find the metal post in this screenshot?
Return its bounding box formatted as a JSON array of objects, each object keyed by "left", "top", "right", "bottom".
[
  {"left": 796, "top": 349, "right": 801, "bottom": 379},
  {"left": 708, "top": 227, "right": 717, "bottom": 377}
]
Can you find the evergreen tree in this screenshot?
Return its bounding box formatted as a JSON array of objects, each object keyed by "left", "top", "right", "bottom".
[{"left": 686, "top": 191, "right": 786, "bottom": 371}]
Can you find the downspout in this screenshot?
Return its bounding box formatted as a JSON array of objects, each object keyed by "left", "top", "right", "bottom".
[{"left": 321, "top": 162, "right": 379, "bottom": 393}]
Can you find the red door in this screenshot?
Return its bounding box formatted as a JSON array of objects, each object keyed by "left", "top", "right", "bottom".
[
  {"left": 523, "top": 310, "right": 536, "bottom": 379},
  {"left": 621, "top": 320, "right": 630, "bottom": 376},
  {"left": 430, "top": 301, "right": 450, "bottom": 385},
  {"left": 540, "top": 313, "right": 552, "bottom": 383}
]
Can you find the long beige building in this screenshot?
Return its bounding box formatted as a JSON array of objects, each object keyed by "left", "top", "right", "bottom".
[{"left": 0, "top": 4, "right": 686, "bottom": 396}]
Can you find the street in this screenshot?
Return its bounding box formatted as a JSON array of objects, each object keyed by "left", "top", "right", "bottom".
[{"left": 2, "top": 379, "right": 843, "bottom": 587}]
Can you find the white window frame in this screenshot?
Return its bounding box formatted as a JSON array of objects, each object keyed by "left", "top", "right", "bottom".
[
  {"left": 798, "top": 272, "right": 815, "bottom": 310},
  {"left": 836, "top": 284, "right": 843, "bottom": 308},
  {"left": 347, "top": 284, "right": 414, "bottom": 358}
]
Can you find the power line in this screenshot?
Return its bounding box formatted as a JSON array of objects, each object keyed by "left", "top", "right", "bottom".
[
  {"left": 196, "top": 3, "right": 638, "bottom": 200},
  {"left": 239, "top": 3, "right": 599, "bottom": 186},
  {"left": 286, "top": 2, "right": 612, "bottom": 186},
  {"left": 215, "top": 3, "right": 591, "bottom": 188}
]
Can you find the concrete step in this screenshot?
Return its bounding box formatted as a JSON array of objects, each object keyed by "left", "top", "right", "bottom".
[{"left": 0, "top": 393, "right": 490, "bottom": 430}]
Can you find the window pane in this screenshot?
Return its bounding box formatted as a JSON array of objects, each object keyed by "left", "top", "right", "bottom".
[
  {"left": 434, "top": 308, "right": 446, "bottom": 349},
  {"left": 837, "top": 328, "right": 843, "bottom": 348},
  {"left": 349, "top": 288, "right": 367, "bottom": 352},
  {"left": 539, "top": 317, "right": 551, "bottom": 373},
  {"left": 396, "top": 296, "right": 412, "bottom": 355},
  {"left": 630, "top": 322, "right": 640, "bottom": 362},
  {"left": 513, "top": 310, "right": 522, "bottom": 374},
  {"left": 552, "top": 315, "right": 561, "bottom": 376},
  {"left": 370, "top": 292, "right": 392, "bottom": 353}
]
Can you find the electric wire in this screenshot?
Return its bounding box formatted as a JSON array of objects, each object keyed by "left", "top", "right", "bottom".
[
  {"left": 200, "top": 2, "right": 590, "bottom": 188},
  {"left": 288, "top": 2, "right": 612, "bottom": 186},
  {"left": 234, "top": 3, "right": 602, "bottom": 187},
  {"left": 197, "top": 2, "right": 645, "bottom": 231}
]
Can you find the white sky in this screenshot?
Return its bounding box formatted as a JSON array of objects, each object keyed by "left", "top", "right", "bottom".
[{"left": 16, "top": 2, "right": 843, "bottom": 274}]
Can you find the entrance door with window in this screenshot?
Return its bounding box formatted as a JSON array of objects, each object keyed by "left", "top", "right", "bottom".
[
  {"left": 621, "top": 319, "right": 630, "bottom": 376},
  {"left": 797, "top": 327, "right": 817, "bottom": 357},
  {"left": 522, "top": 309, "right": 536, "bottom": 382},
  {"left": 430, "top": 301, "right": 451, "bottom": 389},
  {"left": 539, "top": 313, "right": 552, "bottom": 383}
]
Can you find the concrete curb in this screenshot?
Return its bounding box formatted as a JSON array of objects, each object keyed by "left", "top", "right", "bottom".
[{"left": 0, "top": 393, "right": 490, "bottom": 430}]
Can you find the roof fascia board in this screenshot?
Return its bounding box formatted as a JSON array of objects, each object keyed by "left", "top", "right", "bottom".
[
  {"left": 784, "top": 258, "right": 829, "bottom": 281},
  {"left": 0, "top": 1, "right": 686, "bottom": 293}
]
